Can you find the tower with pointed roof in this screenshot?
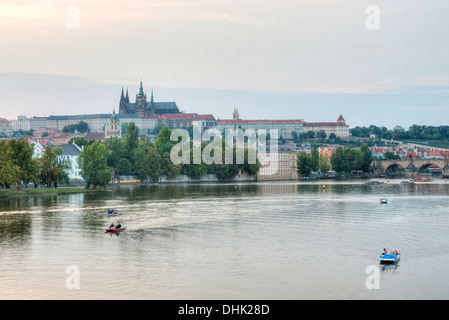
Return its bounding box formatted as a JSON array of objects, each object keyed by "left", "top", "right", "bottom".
[
  {"left": 134, "top": 80, "right": 147, "bottom": 116},
  {"left": 119, "top": 87, "right": 127, "bottom": 114},
  {"left": 105, "top": 108, "right": 122, "bottom": 139},
  {"left": 118, "top": 80, "right": 180, "bottom": 116},
  {"left": 336, "top": 114, "right": 345, "bottom": 124},
  {"left": 233, "top": 107, "right": 239, "bottom": 121}
]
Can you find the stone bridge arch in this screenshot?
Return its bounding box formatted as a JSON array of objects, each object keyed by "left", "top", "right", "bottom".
[{"left": 372, "top": 159, "right": 449, "bottom": 177}]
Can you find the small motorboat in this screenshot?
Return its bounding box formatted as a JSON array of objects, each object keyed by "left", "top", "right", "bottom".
[
  {"left": 380, "top": 198, "right": 388, "bottom": 204},
  {"left": 107, "top": 209, "right": 119, "bottom": 215},
  {"left": 380, "top": 251, "right": 400, "bottom": 264}
]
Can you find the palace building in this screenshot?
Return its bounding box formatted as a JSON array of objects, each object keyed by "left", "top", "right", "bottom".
[
  {"left": 303, "top": 115, "right": 350, "bottom": 139},
  {"left": 119, "top": 81, "right": 181, "bottom": 117}
]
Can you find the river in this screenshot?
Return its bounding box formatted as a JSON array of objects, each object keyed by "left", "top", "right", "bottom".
[{"left": 1, "top": 179, "right": 449, "bottom": 299}]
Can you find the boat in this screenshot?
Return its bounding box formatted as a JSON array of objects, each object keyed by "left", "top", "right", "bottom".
[
  {"left": 107, "top": 209, "right": 119, "bottom": 215},
  {"left": 380, "top": 251, "right": 400, "bottom": 264},
  {"left": 410, "top": 174, "right": 433, "bottom": 183},
  {"left": 380, "top": 198, "right": 388, "bottom": 204},
  {"left": 105, "top": 226, "right": 126, "bottom": 233}
]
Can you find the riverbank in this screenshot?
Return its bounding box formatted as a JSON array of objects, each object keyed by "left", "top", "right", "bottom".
[{"left": 0, "top": 187, "right": 109, "bottom": 199}]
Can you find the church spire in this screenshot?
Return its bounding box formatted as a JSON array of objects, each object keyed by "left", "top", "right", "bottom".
[
  {"left": 137, "top": 79, "right": 146, "bottom": 98},
  {"left": 125, "top": 88, "right": 129, "bottom": 103},
  {"left": 119, "top": 87, "right": 126, "bottom": 113},
  {"left": 233, "top": 107, "right": 239, "bottom": 120},
  {"left": 151, "top": 89, "right": 154, "bottom": 103}
]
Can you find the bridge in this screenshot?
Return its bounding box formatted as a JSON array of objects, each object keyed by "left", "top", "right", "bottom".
[{"left": 371, "top": 159, "right": 449, "bottom": 177}]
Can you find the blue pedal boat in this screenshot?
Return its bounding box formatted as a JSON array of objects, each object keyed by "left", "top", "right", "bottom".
[{"left": 380, "top": 252, "right": 400, "bottom": 264}]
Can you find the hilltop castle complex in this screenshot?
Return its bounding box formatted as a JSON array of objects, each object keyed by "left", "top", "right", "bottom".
[
  {"left": 1, "top": 80, "right": 349, "bottom": 141},
  {"left": 119, "top": 81, "right": 180, "bottom": 117}
]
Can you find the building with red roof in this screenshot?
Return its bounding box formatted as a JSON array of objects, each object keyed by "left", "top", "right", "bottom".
[
  {"left": 303, "top": 115, "right": 350, "bottom": 139},
  {"left": 216, "top": 108, "right": 304, "bottom": 140}
]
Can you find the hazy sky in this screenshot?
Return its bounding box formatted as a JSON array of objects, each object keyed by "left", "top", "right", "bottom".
[{"left": 1, "top": 0, "right": 448, "bottom": 128}]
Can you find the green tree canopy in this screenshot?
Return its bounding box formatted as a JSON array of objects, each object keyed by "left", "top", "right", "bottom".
[
  {"left": 297, "top": 152, "right": 314, "bottom": 176},
  {"left": 39, "top": 146, "right": 62, "bottom": 188},
  {"left": 0, "top": 140, "right": 21, "bottom": 189},
  {"left": 78, "top": 142, "right": 112, "bottom": 188},
  {"left": 9, "top": 138, "right": 39, "bottom": 187}
]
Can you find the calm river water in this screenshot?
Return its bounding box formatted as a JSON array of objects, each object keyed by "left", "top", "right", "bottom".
[{"left": 1, "top": 179, "right": 449, "bottom": 300}]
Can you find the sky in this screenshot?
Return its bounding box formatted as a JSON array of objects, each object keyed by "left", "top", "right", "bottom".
[{"left": 0, "top": 0, "right": 448, "bottom": 129}]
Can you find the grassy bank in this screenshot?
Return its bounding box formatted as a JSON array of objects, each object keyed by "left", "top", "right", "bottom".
[{"left": 0, "top": 187, "right": 109, "bottom": 199}]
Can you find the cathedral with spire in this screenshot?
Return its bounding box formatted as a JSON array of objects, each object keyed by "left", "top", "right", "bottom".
[{"left": 119, "top": 80, "right": 181, "bottom": 117}]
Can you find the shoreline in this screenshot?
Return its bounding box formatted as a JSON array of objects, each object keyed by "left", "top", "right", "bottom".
[
  {"left": 0, "top": 187, "right": 109, "bottom": 199},
  {"left": 1, "top": 176, "right": 447, "bottom": 199}
]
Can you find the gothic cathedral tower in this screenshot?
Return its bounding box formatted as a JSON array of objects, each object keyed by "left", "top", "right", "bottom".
[
  {"left": 135, "top": 80, "right": 147, "bottom": 116},
  {"left": 233, "top": 107, "right": 239, "bottom": 121}
]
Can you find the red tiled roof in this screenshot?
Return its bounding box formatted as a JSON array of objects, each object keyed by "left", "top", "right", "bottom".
[
  {"left": 304, "top": 122, "right": 348, "bottom": 127},
  {"left": 337, "top": 114, "right": 345, "bottom": 121},
  {"left": 197, "top": 114, "right": 216, "bottom": 120},
  {"left": 84, "top": 133, "right": 105, "bottom": 141},
  {"left": 159, "top": 113, "right": 198, "bottom": 120},
  {"left": 218, "top": 119, "right": 303, "bottom": 124},
  {"left": 141, "top": 115, "right": 160, "bottom": 119}
]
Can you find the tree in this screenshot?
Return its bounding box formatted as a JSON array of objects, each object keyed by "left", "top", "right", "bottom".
[
  {"left": 311, "top": 144, "right": 319, "bottom": 172},
  {"left": 383, "top": 151, "right": 400, "bottom": 160},
  {"left": 9, "top": 138, "right": 39, "bottom": 187},
  {"left": 105, "top": 137, "right": 127, "bottom": 170},
  {"left": 319, "top": 154, "right": 330, "bottom": 174},
  {"left": 305, "top": 131, "right": 315, "bottom": 139},
  {"left": 155, "top": 127, "right": 176, "bottom": 155},
  {"left": 182, "top": 146, "right": 207, "bottom": 180},
  {"left": 78, "top": 142, "right": 112, "bottom": 188},
  {"left": 359, "top": 144, "right": 373, "bottom": 173},
  {"left": 297, "top": 152, "right": 314, "bottom": 176},
  {"left": 0, "top": 140, "right": 21, "bottom": 189},
  {"left": 242, "top": 147, "right": 261, "bottom": 176},
  {"left": 52, "top": 146, "right": 72, "bottom": 186},
  {"left": 77, "top": 121, "right": 89, "bottom": 133},
  {"left": 408, "top": 124, "right": 423, "bottom": 139},
  {"left": 161, "top": 152, "right": 182, "bottom": 180},
  {"left": 133, "top": 148, "right": 151, "bottom": 181},
  {"left": 68, "top": 137, "right": 92, "bottom": 148},
  {"left": 152, "top": 122, "right": 166, "bottom": 135},
  {"left": 330, "top": 146, "right": 347, "bottom": 174},
  {"left": 147, "top": 145, "right": 162, "bottom": 182},
  {"left": 62, "top": 121, "right": 90, "bottom": 133},
  {"left": 115, "top": 158, "right": 132, "bottom": 175},
  {"left": 124, "top": 122, "right": 139, "bottom": 162},
  {"left": 316, "top": 130, "right": 327, "bottom": 140},
  {"left": 39, "top": 146, "right": 62, "bottom": 188}
]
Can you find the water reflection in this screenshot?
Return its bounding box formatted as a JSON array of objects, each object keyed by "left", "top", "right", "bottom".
[
  {"left": 0, "top": 213, "right": 32, "bottom": 245},
  {"left": 1, "top": 180, "right": 449, "bottom": 299}
]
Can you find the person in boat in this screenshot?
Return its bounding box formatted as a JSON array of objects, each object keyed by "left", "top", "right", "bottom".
[
  {"left": 382, "top": 248, "right": 388, "bottom": 255},
  {"left": 116, "top": 222, "right": 122, "bottom": 229},
  {"left": 109, "top": 223, "right": 115, "bottom": 229}
]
